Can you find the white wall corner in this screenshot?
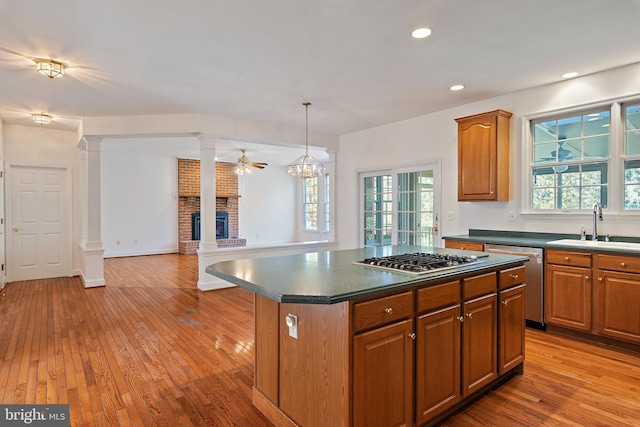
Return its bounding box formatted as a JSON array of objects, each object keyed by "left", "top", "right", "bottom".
[{"left": 78, "top": 242, "right": 105, "bottom": 288}]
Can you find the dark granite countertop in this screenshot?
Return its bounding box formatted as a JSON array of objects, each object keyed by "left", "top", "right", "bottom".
[
  {"left": 206, "top": 245, "right": 528, "bottom": 304},
  {"left": 443, "top": 229, "right": 640, "bottom": 254}
]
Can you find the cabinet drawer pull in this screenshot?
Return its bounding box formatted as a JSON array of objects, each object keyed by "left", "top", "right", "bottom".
[
  {"left": 409, "top": 333, "right": 416, "bottom": 341},
  {"left": 384, "top": 307, "right": 393, "bottom": 315},
  {"left": 465, "top": 313, "right": 473, "bottom": 319},
  {"left": 511, "top": 274, "right": 519, "bottom": 281},
  {"left": 620, "top": 262, "right": 626, "bottom": 268},
  {"left": 564, "top": 257, "right": 570, "bottom": 262}
]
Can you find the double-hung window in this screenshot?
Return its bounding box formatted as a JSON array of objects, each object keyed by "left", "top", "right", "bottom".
[
  {"left": 302, "top": 175, "right": 330, "bottom": 232},
  {"left": 623, "top": 103, "right": 640, "bottom": 210},
  {"left": 528, "top": 99, "right": 640, "bottom": 213},
  {"left": 531, "top": 108, "right": 610, "bottom": 210}
]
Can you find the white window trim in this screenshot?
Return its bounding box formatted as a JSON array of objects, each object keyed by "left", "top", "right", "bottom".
[{"left": 520, "top": 97, "right": 640, "bottom": 218}]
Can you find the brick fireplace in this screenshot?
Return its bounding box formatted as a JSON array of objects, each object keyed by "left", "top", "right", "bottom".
[{"left": 178, "top": 158, "right": 247, "bottom": 254}]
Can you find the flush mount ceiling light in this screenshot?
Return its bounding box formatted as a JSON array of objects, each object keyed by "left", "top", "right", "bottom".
[
  {"left": 31, "top": 113, "right": 52, "bottom": 125},
  {"left": 287, "top": 102, "right": 327, "bottom": 178},
  {"left": 35, "top": 58, "right": 66, "bottom": 78},
  {"left": 411, "top": 27, "right": 432, "bottom": 39},
  {"left": 450, "top": 84, "right": 465, "bottom": 91},
  {"left": 561, "top": 71, "right": 579, "bottom": 79}
]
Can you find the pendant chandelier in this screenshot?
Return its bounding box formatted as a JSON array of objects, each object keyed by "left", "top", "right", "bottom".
[{"left": 287, "top": 102, "right": 327, "bottom": 178}]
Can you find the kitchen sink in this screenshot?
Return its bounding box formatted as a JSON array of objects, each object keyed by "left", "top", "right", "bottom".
[{"left": 547, "top": 239, "right": 640, "bottom": 252}]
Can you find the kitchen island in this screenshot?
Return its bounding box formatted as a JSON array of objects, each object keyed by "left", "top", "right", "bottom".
[{"left": 206, "top": 246, "right": 528, "bottom": 427}]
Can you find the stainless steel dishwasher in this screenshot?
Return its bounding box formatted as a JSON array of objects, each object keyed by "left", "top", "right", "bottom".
[{"left": 485, "top": 244, "right": 545, "bottom": 329}]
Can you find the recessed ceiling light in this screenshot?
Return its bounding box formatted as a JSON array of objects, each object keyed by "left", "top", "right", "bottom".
[
  {"left": 450, "top": 84, "right": 465, "bottom": 91},
  {"left": 411, "top": 28, "right": 432, "bottom": 39},
  {"left": 561, "top": 71, "right": 579, "bottom": 79}
]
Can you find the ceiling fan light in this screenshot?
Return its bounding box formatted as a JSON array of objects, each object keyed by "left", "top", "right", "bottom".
[
  {"left": 31, "top": 113, "right": 52, "bottom": 125},
  {"left": 234, "top": 163, "right": 253, "bottom": 175},
  {"left": 35, "top": 58, "right": 66, "bottom": 78}
]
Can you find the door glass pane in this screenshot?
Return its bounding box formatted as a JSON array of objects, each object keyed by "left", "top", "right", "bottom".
[
  {"left": 363, "top": 175, "right": 392, "bottom": 247},
  {"left": 397, "top": 170, "right": 434, "bottom": 248}
]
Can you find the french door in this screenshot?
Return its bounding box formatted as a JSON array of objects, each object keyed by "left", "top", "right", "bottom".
[{"left": 361, "top": 162, "right": 441, "bottom": 248}]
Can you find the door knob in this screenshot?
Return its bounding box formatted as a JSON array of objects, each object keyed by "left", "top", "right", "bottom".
[{"left": 12, "top": 227, "right": 21, "bottom": 232}]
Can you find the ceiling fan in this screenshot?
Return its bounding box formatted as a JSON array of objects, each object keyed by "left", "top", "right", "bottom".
[
  {"left": 234, "top": 149, "right": 267, "bottom": 175},
  {"left": 540, "top": 140, "right": 573, "bottom": 162}
]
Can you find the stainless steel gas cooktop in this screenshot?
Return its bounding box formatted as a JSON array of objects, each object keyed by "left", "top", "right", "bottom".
[{"left": 354, "top": 252, "right": 484, "bottom": 275}]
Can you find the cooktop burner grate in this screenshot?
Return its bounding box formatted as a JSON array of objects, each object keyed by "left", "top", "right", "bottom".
[{"left": 354, "top": 252, "right": 482, "bottom": 275}]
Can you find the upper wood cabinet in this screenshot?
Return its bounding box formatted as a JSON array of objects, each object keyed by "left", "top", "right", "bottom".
[{"left": 455, "top": 110, "right": 512, "bottom": 201}]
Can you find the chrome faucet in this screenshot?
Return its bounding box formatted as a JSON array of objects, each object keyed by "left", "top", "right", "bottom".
[{"left": 592, "top": 202, "right": 603, "bottom": 241}]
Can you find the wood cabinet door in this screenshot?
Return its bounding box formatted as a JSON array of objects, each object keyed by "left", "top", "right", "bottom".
[
  {"left": 457, "top": 115, "right": 497, "bottom": 201},
  {"left": 545, "top": 264, "right": 592, "bottom": 331},
  {"left": 596, "top": 271, "right": 640, "bottom": 343},
  {"left": 353, "top": 319, "right": 413, "bottom": 427},
  {"left": 415, "top": 305, "right": 461, "bottom": 425},
  {"left": 498, "top": 285, "right": 526, "bottom": 374},
  {"left": 462, "top": 293, "right": 497, "bottom": 397}
]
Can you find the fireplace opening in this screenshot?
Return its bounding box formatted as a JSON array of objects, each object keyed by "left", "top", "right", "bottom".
[{"left": 192, "top": 212, "right": 229, "bottom": 240}]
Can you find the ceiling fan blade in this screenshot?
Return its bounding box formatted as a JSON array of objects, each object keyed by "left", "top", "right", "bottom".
[{"left": 250, "top": 163, "right": 267, "bottom": 169}]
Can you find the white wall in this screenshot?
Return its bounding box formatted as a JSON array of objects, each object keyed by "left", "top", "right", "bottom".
[
  {"left": 238, "top": 165, "right": 297, "bottom": 245},
  {"left": 337, "top": 63, "right": 640, "bottom": 250},
  {"left": 3, "top": 124, "right": 82, "bottom": 272},
  {"left": 101, "top": 150, "right": 178, "bottom": 257}
]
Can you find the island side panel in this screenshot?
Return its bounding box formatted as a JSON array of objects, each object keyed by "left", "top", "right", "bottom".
[
  {"left": 279, "top": 301, "right": 351, "bottom": 427},
  {"left": 255, "top": 294, "right": 280, "bottom": 403}
]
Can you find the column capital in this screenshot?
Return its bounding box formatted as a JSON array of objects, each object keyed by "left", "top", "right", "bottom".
[
  {"left": 78, "top": 135, "right": 104, "bottom": 151},
  {"left": 195, "top": 133, "right": 219, "bottom": 149}
]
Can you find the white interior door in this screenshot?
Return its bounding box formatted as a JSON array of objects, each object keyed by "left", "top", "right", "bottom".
[{"left": 7, "top": 165, "right": 71, "bottom": 282}]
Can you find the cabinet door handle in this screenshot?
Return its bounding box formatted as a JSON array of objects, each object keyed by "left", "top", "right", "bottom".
[
  {"left": 457, "top": 316, "right": 464, "bottom": 323},
  {"left": 465, "top": 313, "right": 473, "bottom": 319},
  {"left": 501, "top": 300, "right": 508, "bottom": 306},
  {"left": 585, "top": 276, "right": 590, "bottom": 280},
  {"left": 408, "top": 333, "right": 416, "bottom": 341},
  {"left": 384, "top": 307, "right": 393, "bottom": 315},
  {"left": 598, "top": 277, "right": 603, "bottom": 282}
]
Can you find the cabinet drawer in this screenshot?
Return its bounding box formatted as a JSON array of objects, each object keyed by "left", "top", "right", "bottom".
[
  {"left": 444, "top": 240, "right": 484, "bottom": 252},
  {"left": 597, "top": 254, "right": 640, "bottom": 274},
  {"left": 498, "top": 266, "right": 526, "bottom": 289},
  {"left": 463, "top": 272, "right": 497, "bottom": 299},
  {"left": 354, "top": 291, "right": 413, "bottom": 332},
  {"left": 546, "top": 250, "right": 592, "bottom": 268},
  {"left": 417, "top": 281, "right": 461, "bottom": 313}
]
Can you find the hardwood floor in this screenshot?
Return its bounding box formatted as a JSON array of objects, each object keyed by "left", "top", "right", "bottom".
[{"left": 1, "top": 253, "right": 639, "bottom": 426}]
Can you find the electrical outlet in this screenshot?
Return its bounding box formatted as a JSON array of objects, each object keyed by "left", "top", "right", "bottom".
[
  {"left": 285, "top": 314, "right": 298, "bottom": 339},
  {"left": 447, "top": 211, "right": 455, "bottom": 221}
]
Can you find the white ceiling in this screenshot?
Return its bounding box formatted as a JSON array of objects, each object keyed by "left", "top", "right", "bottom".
[{"left": 1, "top": 0, "right": 640, "bottom": 162}]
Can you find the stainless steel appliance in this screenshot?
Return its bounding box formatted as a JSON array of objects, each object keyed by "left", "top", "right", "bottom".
[
  {"left": 355, "top": 252, "right": 483, "bottom": 275},
  {"left": 485, "top": 244, "right": 545, "bottom": 329}
]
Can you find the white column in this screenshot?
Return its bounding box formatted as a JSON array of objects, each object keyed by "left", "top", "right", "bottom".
[
  {"left": 198, "top": 134, "right": 218, "bottom": 252},
  {"left": 326, "top": 148, "right": 337, "bottom": 243},
  {"left": 77, "top": 136, "right": 105, "bottom": 287},
  {"left": 196, "top": 134, "right": 234, "bottom": 291}
]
